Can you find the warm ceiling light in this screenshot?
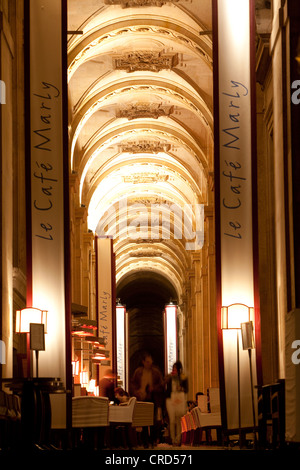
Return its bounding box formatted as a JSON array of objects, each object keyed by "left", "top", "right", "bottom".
[
  {"left": 91, "top": 352, "right": 107, "bottom": 361},
  {"left": 72, "top": 326, "right": 95, "bottom": 337},
  {"left": 15, "top": 307, "right": 48, "bottom": 334}
]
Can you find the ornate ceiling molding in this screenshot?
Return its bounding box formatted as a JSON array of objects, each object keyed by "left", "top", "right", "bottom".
[
  {"left": 104, "top": 0, "right": 180, "bottom": 7},
  {"left": 70, "top": 80, "right": 212, "bottom": 171},
  {"left": 118, "top": 141, "right": 171, "bottom": 153},
  {"left": 79, "top": 124, "right": 207, "bottom": 205},
  {"left": 68, "top": 20, "right": 212, "bottom": 80},
  {"left": 115, "top": 103, "right": 174, "bottom": 120},
  {"left": 113, "top": 50, "right": 179, "bottom": 72}
]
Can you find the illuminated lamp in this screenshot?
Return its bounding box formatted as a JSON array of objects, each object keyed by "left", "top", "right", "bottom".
[
  {"left": 221, "top": 303, "right": 254, "bottom": 448},
  {"left": 91, "top": 352, "right": 107, "bottom": 362},
  {"left": 72, "top": 326, "right": 95, "bottom": 337},
  {"left": 80, "top": 371, "right": 89, "bottom": 385},
  {"left": 15, "top": 307, "right": 48, "bottom": 377},
  {"left": 16, "top": 307, "right": 48, "bottom": 333},
  {"left": 221, "top": 303, "right": 254, "bottom": 330},
  {"left": 72, "top": 360, "right": 79, "bottom": 376},
  {"left": 72, "top": 319, "right": 97, "bottom": 337},
  {"left": 164, "top": 300, "right": 178, "bottom": 375},
  {"left": 84, "top": 336, "right": 105, "bottom": 347},
  {"left": 88, "top": 379, "right": 96, "bottom": 394},
  {"left": 116, "top": 299, "right": 126, "bottom": 389},
  {"left": 241, "top": 320, "right": 257, "bottom": 447}
]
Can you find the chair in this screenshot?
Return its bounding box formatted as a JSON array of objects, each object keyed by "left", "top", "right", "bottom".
[
  {"left": 72, "top": 396, "right": 109, "bottom": 449},
  {"left": 190, "top": 388, "right": 222, "bottom": 445},
  {"left": 108, "top": 397, "right": 136, "bottom": 448},
  {"left": 0, "top": 390, "right": 8, "bottom": 449},
  {"left": 257, "top": 380, "right": 285, "bottom": 449},
  {"left": 131, "top": 401, "right": 154, "bottom": 447},
  {"left": 181, "top": 415, "right": 188, "bottom": 444},
  {"left": 132, "top": 401, "right": 154, "bottom": 427}
]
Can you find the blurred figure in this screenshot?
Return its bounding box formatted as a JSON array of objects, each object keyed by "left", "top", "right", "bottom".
[
  {"left": 187, "top": 400, "right": 196, "bottom": 412},
  {"left": 164, "top": 361, "right": 188, "bottom": 446},
  {"left": 114, "top": 387, "right": 129, "bottom": 405},
  {"left": 99, "top": 369, "right": 115, "bottom": 402},
  {"left": 131, "top": 352, "right": 164, "bottom": 447}
]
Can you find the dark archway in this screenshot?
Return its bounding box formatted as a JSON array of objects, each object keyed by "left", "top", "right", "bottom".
[{"left": 117, "top": 272, "right": 177, "bottom": 384}]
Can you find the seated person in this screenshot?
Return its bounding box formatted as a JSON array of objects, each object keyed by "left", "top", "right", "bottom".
[
  {"left": 187, "top": 400, "right": 197, "bottom": 412},
  {"left": 114, "top": 387, "right": 130, "bottom": 405}
]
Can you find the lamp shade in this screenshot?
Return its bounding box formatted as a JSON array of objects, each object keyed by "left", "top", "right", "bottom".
[
  {"left": 116, "top": 302, "right": 126, "bottom": 388},
  {"left": 72, "top": 360, "right": 79, "bottom": 376},
  {"left": 164, "top": 302, "right": 178, "bottom": 374},
  {"left": 221, "top": 304, "right": 254, "bottom": 330},
  {"left": 15, "top": 307, "right": 48, "bottom": 333},
  {"left": 80, "top": 371, "right": 89, "bottom": 385},
  {"left": 241, "top": 321, "right": 255, "bottom": 350}
]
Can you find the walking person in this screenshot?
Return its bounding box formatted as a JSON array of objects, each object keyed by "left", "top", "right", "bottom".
[
  {"left": 164, "top": 361, "right": 188, "bottom": 446},
  {"left": 131, "top": 352, "right": 164, "bottom": 447}
]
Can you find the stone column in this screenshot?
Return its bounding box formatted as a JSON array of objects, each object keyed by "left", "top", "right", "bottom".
[
  {"left": 73, "top": 206, "right": 87, "bottom": 305},
  {"left": 192, "top": 253, "right": 203, "bottom": 397},
  {"left": 205, "top": 205, "right": 219, "bottom": 387},
  {"left": 82, "top": 231, "right": 94, "bottom": 318},
  {"left": 0, "top": 4, "right": 14, "bottom": 377}
]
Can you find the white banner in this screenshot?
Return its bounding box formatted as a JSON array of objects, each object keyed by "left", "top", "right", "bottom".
[
  {"left": 218, "top": 0, "right": 254, "bottom": 308},
  {"left": 96, "top": 237, "right": 115, "bottom": 380},
  {"left": 164, "top": 305, "right": 177, "bottom": 375},
  {"left": 29, "top": 0, "right": 66, "bottom": 383},
  {"left": 214, "top": 0, "right": 257, "bottom": 430}
]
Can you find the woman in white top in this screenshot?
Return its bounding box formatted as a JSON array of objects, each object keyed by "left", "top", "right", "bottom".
[{"left": 164, "top": 361, "right": 188, "bottom": 446}]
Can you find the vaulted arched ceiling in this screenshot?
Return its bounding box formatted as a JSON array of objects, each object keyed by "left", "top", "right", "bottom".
[{"left": 67, "top": 0, "right": 213, "bottom": 300}]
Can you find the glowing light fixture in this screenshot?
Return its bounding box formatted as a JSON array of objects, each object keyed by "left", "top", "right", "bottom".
[
  {"left": 15, "top": 307, "right": 48, "bottom": 377},
  {"left": 80, "top": 371, "right": 89, "bottom": 386},
  {"left": 221, "top": 304, "right": 254, "bottom": 330},
  {"left": 72, "top": 360, "right": 79, "bottom": 376},
  {"left": 91, "top": 350, "right": 108, "bottom": 362},
  {"left": 16, "top": 307, "right": 48, "bottom": 334},
  {"left": 221, "top": 303, "right": 254, "bottom": 448},
  {"left": 164, "top": 301, "right": 178, "bottom": 375},
  {"left": 116, "top": 299, "right": 126, "bottom": 389},
  {"left": 241, "top": 320, "right": 257, "bottom": 447}
]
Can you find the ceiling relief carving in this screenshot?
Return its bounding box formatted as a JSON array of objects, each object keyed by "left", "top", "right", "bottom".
[
  {"left": 116, "top": 103, "right": 174, "bottom": 120},
  {"left": 135, "top": 238, "right": 164, "bottom": 244},
  {"left": 129, "top": 251, "right": 163, "bottom": 257},
  {"left": 104, "top": 0, "right": 180, "bottom": 7},
  {"left": 122, "top": 173, "right": 170, "bottom": 183},
  {"left": 113, "top": 51, "right": 179, "bottom": 73},
  {"left": 68, "top": 0, "right": 213, "bottom": 294},
  {"left": 68, "top": 24, "right": 212, "bottom": 81},
  {"left": 118, "top": 141, "right": 171, "bottom": 154},
  {"left": 131, "top": 197, "right": 170, "bottom": 205}
]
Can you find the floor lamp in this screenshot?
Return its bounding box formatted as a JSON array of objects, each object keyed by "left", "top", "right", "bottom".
[
  {"left": 241, "top": 321, "right": 257, "bottom": 448},
  {"left": 16, "top": 307, "right": 48, "bottom": 378},
  {"left": 221, "top": 304, "right": 254, "bottom": 448}
]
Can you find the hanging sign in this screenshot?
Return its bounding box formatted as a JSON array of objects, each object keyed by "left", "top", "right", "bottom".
[
  {"left": 213, "top": 0, "right": 259, "bottom": 430},
  {"left": 27, "top": 0, "right": 68, "bottom": 384},
  {"left": 96, "top": 237, "right": 116, "bottom": 380}
]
